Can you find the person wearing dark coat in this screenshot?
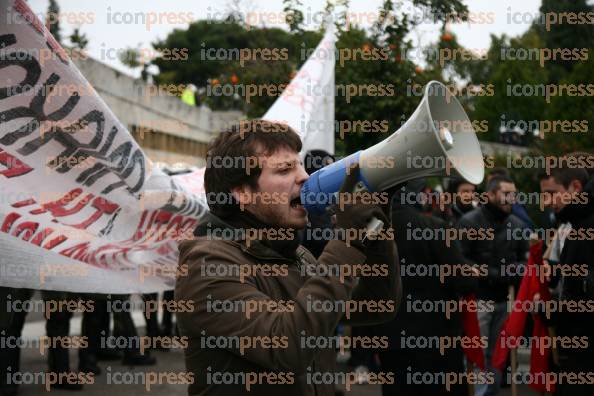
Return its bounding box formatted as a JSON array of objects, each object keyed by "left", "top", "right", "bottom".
[
  {"left": 175, "top": 121, "right": 401, "bottom": 396},
  {"left": 456, "top": 175, "right": 529, "bottom": 396},
  {"left": 374, "top": 180, "right": 478, "bottom": 396},
  {"left": 539, "top": 164, "right": 594, "bottom": 396}
]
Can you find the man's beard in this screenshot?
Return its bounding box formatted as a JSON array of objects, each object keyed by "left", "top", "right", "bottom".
[
  {"left": 249, "top": 204, "right": 290, "bottom": 229},
  {"left": 457, "top": 202, "right": 475, "bottom": 213},
  {"left": 485, "top": 201, "right": 510, "bottom": 221}
]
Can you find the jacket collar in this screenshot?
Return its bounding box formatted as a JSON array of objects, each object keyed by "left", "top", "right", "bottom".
[
  {"left": 481, "top": 202, "right": 510, "bottom": 224},
  {"left": 193, "top": 212, "right": 300, "bottom": 261}
]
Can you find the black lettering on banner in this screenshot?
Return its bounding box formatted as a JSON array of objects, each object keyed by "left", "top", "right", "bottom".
[
  {"left": 161, "top": 181, "right": 207, "bottom": 218},
  {"left": 0, "top": 35, "right": 41, "bottom": 100},
  {"left": 0, "top": 29, "right": 146, "bottom": 194}
]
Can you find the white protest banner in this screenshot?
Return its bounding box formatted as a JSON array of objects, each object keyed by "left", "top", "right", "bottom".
[
  {"left": 0, "top": 0, "right": 208, "bottom": 293},
  {"left": 263, "top": 26, "right": 336, "bottom": 156},
  {"left": 0, "top": 0, "right": 336, "bottom": 293}
]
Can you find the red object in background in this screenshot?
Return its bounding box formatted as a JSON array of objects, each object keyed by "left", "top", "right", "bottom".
[
  {"left": 461, "top": 294, "right": 485, "bottom": 370},
  {"left": 491, "top": 241, "right": 556, "bottom": 393},
  {"left": 441, "top": 32, "right": 454, "bottom": 42}
]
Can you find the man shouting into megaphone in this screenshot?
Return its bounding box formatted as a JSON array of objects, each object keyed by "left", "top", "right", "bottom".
[{"left": 175, "top": 120, "right": 401, "bottom": 396}]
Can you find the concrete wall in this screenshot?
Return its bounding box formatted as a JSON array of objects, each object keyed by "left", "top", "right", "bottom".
[
  {"left": 480, "top": 141, "right": 531, "bottom": 157},
  {"left": 73, "top": 57, "right": 243, "bottom": 167}
]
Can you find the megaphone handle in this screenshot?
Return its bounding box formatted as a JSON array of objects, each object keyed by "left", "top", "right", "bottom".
[{"left": 351, "top": 181, "right": 385, "bottom": 243}]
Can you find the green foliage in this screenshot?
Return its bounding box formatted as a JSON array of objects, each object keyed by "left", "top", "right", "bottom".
[
  {"left": 47, "top": 0, "right": 61, "bottom": 43},
  {"left": 536, "top": 0, "right": 594, "bottom": 81},
  {"left": 69, "top": 27, "right": 89, "bottom": 50},
  {"left": 283, "top": 0, "right": 304, "bottom": 33},
  {"left": 446, "top": 1, "right": 594, "bottom": 155},
  {"left": 152, "top": 0, "right": 468, "bottom": 157},
  {"left": 542, "top": 55, "right": 594, "bottom": 155},
  {"left": 119, "top": 46, "right": 143, "bottom": 69}
]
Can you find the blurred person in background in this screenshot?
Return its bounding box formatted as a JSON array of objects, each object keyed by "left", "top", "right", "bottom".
[
  {"left": 537, "top": 160, "right": 594, "bottom": 396},
  {"left": 440, "top": 178, "right": 478, "bottom": 225},
  {"left": 456, "top": 175, "right": 529, "bottom": 396},
  {"left": 0, "top": 289, "right": 84, "bottom": 394},
  {"left": 375, "top": 179, "right": 478, "bottom": 396},
  {"left": 486, "top": 168, "right": 533, "bottom": 229}
]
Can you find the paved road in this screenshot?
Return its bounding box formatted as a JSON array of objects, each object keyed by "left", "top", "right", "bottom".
[
  {"left": 14, "top": 345, "right": 531, "bottom": 396},
  {"left": 12, "top": 302, "right": 530, "bottom": 396}
]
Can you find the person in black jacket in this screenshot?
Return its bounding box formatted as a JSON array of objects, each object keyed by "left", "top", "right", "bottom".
[
  {"left": 375, "top": 180, "right": 478, "bottom": 396},
  {"left": 456, "top": 175, "right": 529, "bottom": 396},
  {"left": 538, "top": 164, "right": 594, "bottom": 396}
]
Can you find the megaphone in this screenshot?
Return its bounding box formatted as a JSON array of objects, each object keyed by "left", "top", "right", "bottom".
[{"left": 301, "top": 80, "right": 485, "bottom": 217}]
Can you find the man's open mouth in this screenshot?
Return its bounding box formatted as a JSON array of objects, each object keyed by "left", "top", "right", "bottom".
[{"left": 290, "top": 196, "right": 303, "bottom": 209}]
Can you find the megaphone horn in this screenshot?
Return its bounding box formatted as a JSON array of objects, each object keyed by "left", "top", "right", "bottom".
[{"left": 301, "top": 80, "right": 485, "bottom": 217}]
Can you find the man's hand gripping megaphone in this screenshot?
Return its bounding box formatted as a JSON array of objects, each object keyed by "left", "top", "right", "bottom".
[{"left": 329, "top": 163, "right": 393, "bottom": 251}]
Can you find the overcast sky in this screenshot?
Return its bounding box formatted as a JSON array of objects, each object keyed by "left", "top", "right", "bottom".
[{"left": 28, "top": 0, "right": 543, "bottom": 76}]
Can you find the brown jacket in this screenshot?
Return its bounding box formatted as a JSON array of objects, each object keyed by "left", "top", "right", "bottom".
[{"left": 175, "top": 212, "right": 400, "bottom": 395}]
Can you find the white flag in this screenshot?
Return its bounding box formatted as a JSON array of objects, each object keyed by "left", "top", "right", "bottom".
[{"left": 263, "top": 27, "right": 336, "bottom": 156}]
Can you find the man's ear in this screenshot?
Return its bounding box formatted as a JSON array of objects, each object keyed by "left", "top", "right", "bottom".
[
  {"left": 231, "top": 185, "right": 253, "bottom": 208},
  {"left": 569, "top": 179, "right": 583, "bottom": 193}
]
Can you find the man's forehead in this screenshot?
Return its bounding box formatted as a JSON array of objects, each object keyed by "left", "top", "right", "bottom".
[
  {"left": 259, "top": 148, "right": 300, "bottom": 166},
  {"left": 499, "top": 182, "right": 516, "bottom": 191},
  {"left": 540, "top": 176, "right": 564, "bottom": 189}
]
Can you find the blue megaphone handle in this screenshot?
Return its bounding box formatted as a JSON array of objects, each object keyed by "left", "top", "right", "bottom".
[{"left": 300, "top": 151, "right": 373, "bottom": 216}]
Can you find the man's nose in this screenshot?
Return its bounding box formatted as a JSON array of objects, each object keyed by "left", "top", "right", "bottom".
[{"left": 296, "top": 164, "right": 309, "bottom": 185}]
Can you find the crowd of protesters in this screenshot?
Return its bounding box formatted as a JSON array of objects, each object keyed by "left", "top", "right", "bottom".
[{"left": 304, "top": 149, "right": 593, "bottom": 396}]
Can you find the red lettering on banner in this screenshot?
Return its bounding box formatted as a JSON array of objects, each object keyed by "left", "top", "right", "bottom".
[
  {"left": 30, "top": 227, "right": 55, "bottom": 246},
  {"left": 13, "top": 221, "right": 39, "bottom": 241},
  {"left": 70, "top": 197, "right": 119, "bottom": 230},
  {"left": 43, "top": 234, "right": 68, "bottom": 249},
  {"left": 151, "top": 211, "right": 173, "bottom": 241},
  {"left": 1, "top": 213, "right": 21, "bottom": 232},
  {"left": 60, "top": 242, "right": 90, "bottom": 260},
  {"left": 13, "top": 0, "right": 44, "bottom": 34},
  {"left": 132, "top": 211, "right": 149, "bottom": 242},
  {"left": 14, "top": 0, "right": 69, "bottom": 63},
  {"left": 0, "top": 149, "right": 33, "bottom": 178},
  {"left": 1, "top": 213, "right": 68, "bottom": 248},
  {"left": 41, "top": 188, "right": 91, "bottom": 217},
  {"left": 163, "top": 215, "right": 183, "bottom": 239},
  {"left": 12, "top": 199, "right": 36, "bottom": 208},
  {"left": 128, "top": 211, "right": 197, "bottom": 245},
  {"left": 178, "top": 218, "right": 198, "bottom": 240},
  {"left": 34, "top": 189, "right": 120, "bottom": 229}
]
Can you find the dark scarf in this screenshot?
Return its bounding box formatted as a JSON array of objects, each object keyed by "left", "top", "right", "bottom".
[
  {"left": 484, "top": 201, "right": 510, "bottom": 223},
  {"left": 221, "top": 210, "right": 301, "bottom": 259},
  {"left": 452, "top": 202, "right": 474, "bottom": 219}
]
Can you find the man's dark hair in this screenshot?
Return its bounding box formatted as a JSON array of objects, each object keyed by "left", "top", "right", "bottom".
[
  {"left": 446, "top": 178, "right": 474, "bottom": 195},
  {"left": 486, "top": 175, "right": 514, "bottom": 192},
  {"left": 304, "top": 149, "right": 334, "bottom": 175},
  {"left": 204, "top": 120, "right": 302, "bottom": 218},
  {"left": 537, "top": 153, "right": 591, "bottom": 188},
  {"left": 489, "top": 167, "right": 510, "bottom": 178}
]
